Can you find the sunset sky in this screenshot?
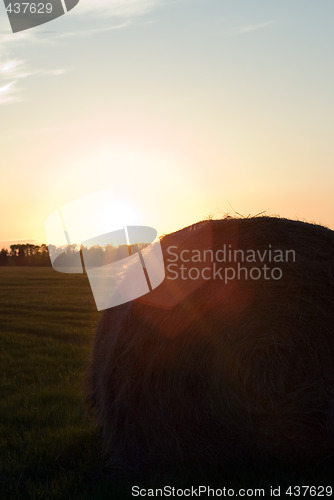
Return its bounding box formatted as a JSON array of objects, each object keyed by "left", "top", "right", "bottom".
[{"left": 0, "top": 0, "right": 333, "bottom": 245}]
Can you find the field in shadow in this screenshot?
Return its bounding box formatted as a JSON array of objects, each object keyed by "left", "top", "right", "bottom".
[{"left": 0, "top": 267, "right": 333, "bottom": 498}]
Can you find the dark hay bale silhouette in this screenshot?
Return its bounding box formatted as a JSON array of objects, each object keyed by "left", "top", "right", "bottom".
[{"left": 87, "top": 217, "right": 334, "bottom": 473}]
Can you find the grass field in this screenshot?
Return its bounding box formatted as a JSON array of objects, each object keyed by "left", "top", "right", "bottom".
[
  {"left": 0, "top": 267, "right": 130, "bottom": 498},
  {"left": 1, "top": 268, "right": 333, "bottom": 499}
]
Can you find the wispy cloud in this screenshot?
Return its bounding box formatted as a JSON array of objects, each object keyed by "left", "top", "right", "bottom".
[
  {"left": 47, "top": 68, "right": 68, "bottom": 76},
  {"left": 228, "top": 21, "right": 275, "bottom": 36},
  {"left": 76, "top": 0, "right": 163, "bottom": 17},
  {"left": 0, "top": 59, "right": 30, "bottom": 78},
  {"left": 0, "top": 80, "right": 16, "bottom": 103},
  {"left": 0, "top": 59, "right": 25, "bottom": 103},
  {"left": 58, "top": 21, "right": 130, "bottom": 39},
  {"left": 0, "top": 0, "right": 167, "bottom": 104},
  {"left": 59, "top": 0, "right": 166, "bottom": 36},
  {"left": 0, "top": 57, "right": 69, "bottom": 104}
]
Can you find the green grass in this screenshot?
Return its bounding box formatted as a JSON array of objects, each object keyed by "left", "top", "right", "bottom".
[
  {"left": 0, "top": 268, "right": 130, "bottom": 498},
  {"left": 1, "top": 268, "right": 333, "bottom": 499}
]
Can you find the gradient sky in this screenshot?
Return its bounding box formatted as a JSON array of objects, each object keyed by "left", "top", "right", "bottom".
[{"left": 0, "top": 0, "right": 333, "bottom": 244}]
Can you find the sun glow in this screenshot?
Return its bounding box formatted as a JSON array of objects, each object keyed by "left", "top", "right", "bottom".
[
  {"left": 45, "top": 143, "right": 202, "bottom": 237},
  {"left": 45, "top": 188, "right": 141, "bottom": 248}
]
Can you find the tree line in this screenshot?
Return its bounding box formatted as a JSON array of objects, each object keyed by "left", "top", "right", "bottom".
[
  {"left": 0, "top": 242, "right": 141, "bottom": 267},
  {"left": 0, "top": 244, "right": 51, "bottom": 266}
]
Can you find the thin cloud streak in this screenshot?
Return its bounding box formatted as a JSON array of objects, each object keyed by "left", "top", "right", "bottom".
[
  {"left": 228, "top": 21, "right": 275, "bottom": 36},
  {"left": 0, "top": 57, "right": 69, "bottom": 105},
  {"left": 0, "top": 81, "right": 15, "bottom": 93},
  {"left": 59, "top": 21, "right": 130, "bottom": 38},
  {"left": 0, "top": 0, "right": 168, "bottom": 105},
  {"left": 0, "top": 58, "right": 29, "bottom": 104},
  {"left": 0, "top": 80, "right": 18, "bottom": 104},
  {"left": 76, "top": 0, "right": 163, "bottom": 17}
]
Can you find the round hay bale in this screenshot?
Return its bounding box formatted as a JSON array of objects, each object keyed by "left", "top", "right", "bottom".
[{"left": 87, "top": 217, "right": 334, "bottom": 473}]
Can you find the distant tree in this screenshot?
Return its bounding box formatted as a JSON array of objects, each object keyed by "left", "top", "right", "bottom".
[
  {"left": 0, "top": 248, "right": 8, "bottom": 266},
  {"left": 1, "top": 243, "right": 56, "bottom": 267},
  {"left": 9, "top": 244, "right": 19, "bottom": 265},
  {"left": 17, "top": 245, "right": 27, "bottom": 266},
  {"left": 25, "top": 244, "right": 36, "bottom": 261},
  {"left": 10, "top": 244, "right": 19, "bottom": 258},
  {"left": 35, "top": 244, "right": 51, "bottom": 266}
]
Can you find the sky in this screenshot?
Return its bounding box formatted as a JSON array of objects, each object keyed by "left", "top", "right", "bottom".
[{"left": 0, "top": 0, "right": 333, "bottom": 245}]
